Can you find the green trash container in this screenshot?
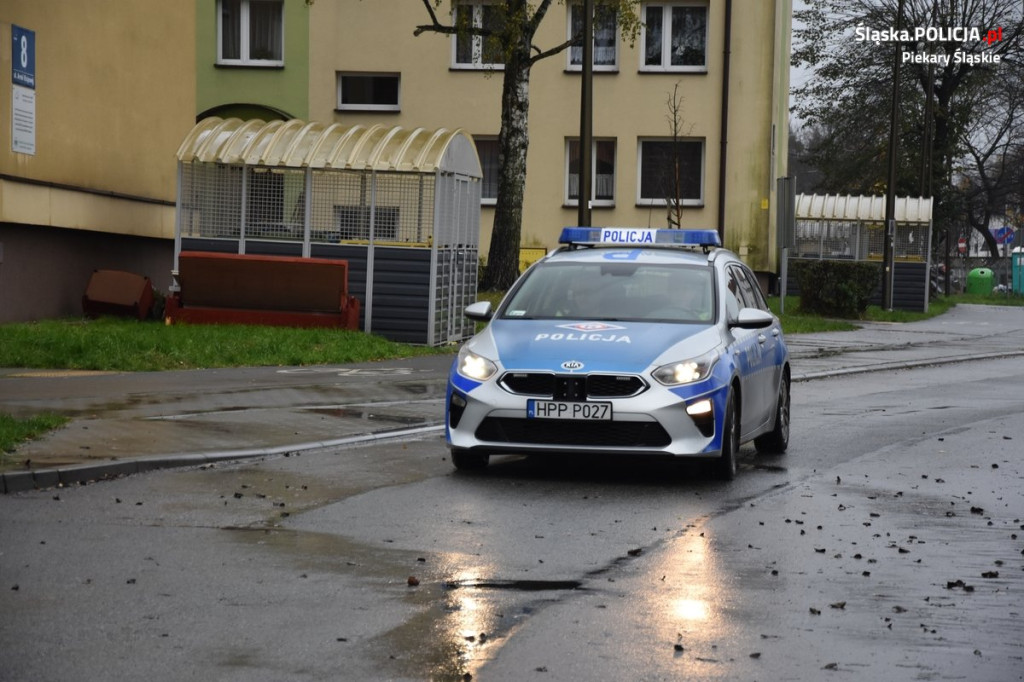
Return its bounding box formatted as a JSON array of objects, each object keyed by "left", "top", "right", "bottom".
[
  {"left": 1013, "top": 250, "right": 1024, "bottom": 294},
  {"left": 966, "top": 267, "right": 994, "bottom": 295}
]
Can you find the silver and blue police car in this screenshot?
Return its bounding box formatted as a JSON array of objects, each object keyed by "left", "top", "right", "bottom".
[{"left": 445, "top": 227, "right": 790, "bottom": 479}]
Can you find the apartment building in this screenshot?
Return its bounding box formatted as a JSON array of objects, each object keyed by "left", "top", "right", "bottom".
[
  {"left": 1, "top": 0, "right": 790, "bottom": 323},
  {"left": 195, "top": 0, "right": 790, "bottom": 271},
  {"left": 0, "top": 1, "right": 195, "bottom": 322},
  {"left": 306, "top": 1, "right": 791, "bottom": 273}
]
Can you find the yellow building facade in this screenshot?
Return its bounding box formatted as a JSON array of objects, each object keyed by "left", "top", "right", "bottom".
[
  {"left": 0, "top": 1, "right": 195, "bottom": 322},
  {"left": 307, "top": 0, "right": 790, "bottom": 274},
  {"left": 0, "top": 0, "right": 788, "bottom": 322}
]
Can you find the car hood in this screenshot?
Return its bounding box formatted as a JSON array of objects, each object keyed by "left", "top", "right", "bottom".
[{"left": 485, "top": 319, "right": 718, "bottom": 374}]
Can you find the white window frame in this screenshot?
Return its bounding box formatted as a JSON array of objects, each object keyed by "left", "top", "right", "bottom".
[
  {"left": 565, "top": 138, "right": 617, "bottom": 208},
  {"left": 565, "top": 2, "right": 619, "bottom": 72},
  {"left": 474, "top": 135, "right": 500, "bottom": 206},
  {"left": 639, "top": 2, "right": 708, "bottom": 73},
  {"left": 636, "top": 137, "right": 705, "bottom": 207},
  {"left": 451, "top": 2, "right": 505, "bottom": 70},
  {"left": 336, "top": 72, "right": 401, "bottom": 112},
  {"left": 217, "top": 0, "right": 284, "bottom": 67}
]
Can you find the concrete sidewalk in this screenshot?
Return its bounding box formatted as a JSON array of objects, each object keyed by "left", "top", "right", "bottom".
[{"left": 2, "top": 304, "right": 1023, "bottom": 493}]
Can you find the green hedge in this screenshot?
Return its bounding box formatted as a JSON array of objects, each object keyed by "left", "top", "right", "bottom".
[{"left": 792, "top": 260, "right": 881, "bottom": 318}]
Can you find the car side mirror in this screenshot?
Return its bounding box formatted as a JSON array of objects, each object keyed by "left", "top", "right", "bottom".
[
  {"left": 464, "top": 301, "right": 493, "bottom": 321},
  {"left": 730, "top": 307, "right": 774, "bottom": 330}
]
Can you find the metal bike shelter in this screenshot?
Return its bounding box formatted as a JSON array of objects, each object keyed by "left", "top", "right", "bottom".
[{"left": 174, "top": 117, "right": 482, "bottom": 345}]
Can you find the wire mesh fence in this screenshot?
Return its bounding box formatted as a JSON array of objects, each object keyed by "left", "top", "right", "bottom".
[
  {"left": 792, "top": 219, "right": 930, "bottom": 262},
  {"left": 179, "top": 164, "right": 447, "bottom": 246},
  {"left": 176, "top": 161, "right": 480, "bottom": 344}
]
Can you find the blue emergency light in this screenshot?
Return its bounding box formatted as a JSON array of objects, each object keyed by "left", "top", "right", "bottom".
[{"left": 559, "top": 227, "right": 722, "bottom": 249}]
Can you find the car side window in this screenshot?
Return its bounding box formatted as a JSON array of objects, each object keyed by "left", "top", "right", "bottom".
[
  {"left": 744, "top": 267, "right": 771, "bottom": 311},
  {"left": 732, "top": 265, "right": 769, "bottom": 312},
  {"left": 723, "top": 267, "right": 743, "bottom": 320}
]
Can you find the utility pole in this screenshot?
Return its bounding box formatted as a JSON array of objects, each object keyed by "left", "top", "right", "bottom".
[
  {"left": 883, "top": 0, "right": 905, "bottom": 310},
  {"left": 577, "top": 0, "right": 593, "bottom": 227}
]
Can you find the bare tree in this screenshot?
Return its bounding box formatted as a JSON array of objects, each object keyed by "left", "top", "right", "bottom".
[
  {"left": 415, "top": 1, "right": 640, "bottom": 290},
  {"left": 958, "top": 66, "right": 1024, "bottom": 257},
  {"left": 663, "top": 82, "right": 696, "bottom": 228},
  {"left": 792, "top": 0, "right": 1024, "bottom": 249}
]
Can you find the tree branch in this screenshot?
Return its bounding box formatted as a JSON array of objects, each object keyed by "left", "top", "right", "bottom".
[
  {"left": 529, "top": 36, "right": 580, "bottom": 64},
  {"left": 414, "top": 0, "right": 493, "bottom": 38}
]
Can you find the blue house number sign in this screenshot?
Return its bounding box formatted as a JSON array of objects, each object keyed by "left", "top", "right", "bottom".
[{"left": 12, "top": 25, "right": 36, "bottom": 89}]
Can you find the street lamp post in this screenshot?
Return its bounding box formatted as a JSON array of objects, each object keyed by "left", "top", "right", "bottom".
[
  {"left": 577, "top": 0, "right": 593, "bottom": 227},
  {"left": 883, "top": 0, "right": 906, "bottom": 311}
]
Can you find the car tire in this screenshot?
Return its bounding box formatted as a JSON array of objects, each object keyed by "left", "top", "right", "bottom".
[
  {"left": 451, "top": 448, "right": 490, "bottom": 471},
  {"left": 716, "top": 391, "right": 739, "bottom": 481},
  {"left": 755, "top": 373, "right": 790, "bottom": 455}
]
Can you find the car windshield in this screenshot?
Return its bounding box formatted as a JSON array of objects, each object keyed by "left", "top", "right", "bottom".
[{"left": 500, "top": 261, "right": 715, "bottom": 323}]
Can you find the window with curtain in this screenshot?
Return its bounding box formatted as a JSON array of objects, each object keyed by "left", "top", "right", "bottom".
[
  {"left": 218, "top": 0, "right": 283, "bottom": 66},
  {"left": 637, "top": 138, "right": 704, "bottom": 205},
  {"left": 474, "top": 137, "right": 500, "bottom": 204},
  {"left": 566, "top": 139, "right": 616, "bottom": 207},
  {"left": 568, "top": 3, "right": 618, "bottom": 71},
  {"left": 641, "top": 2, "right": 707, "bottom": 71},
  {"left": 453, "top": 2, "right": 506, "bottom": 68}
]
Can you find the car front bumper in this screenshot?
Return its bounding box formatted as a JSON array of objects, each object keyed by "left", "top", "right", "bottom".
[{"left": 446, "top": 370, "right": 731, "bottom": 459}]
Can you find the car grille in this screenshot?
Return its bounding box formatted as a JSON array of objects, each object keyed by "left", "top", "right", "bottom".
[
  {"left": 499, "top": 373, "right": 646, "bottom": 399},
  {"left": 475, "top": 417, "right": 671, "bottom": 448}
]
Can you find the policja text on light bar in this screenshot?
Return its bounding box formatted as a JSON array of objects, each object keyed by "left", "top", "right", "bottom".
[{"left": 559, "top": 227, "right": 721, "bottom": 248}]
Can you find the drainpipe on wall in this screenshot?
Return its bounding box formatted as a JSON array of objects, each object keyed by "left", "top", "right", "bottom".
[{"left": 717, "top": 0, "right": 733, "bottom": 242}]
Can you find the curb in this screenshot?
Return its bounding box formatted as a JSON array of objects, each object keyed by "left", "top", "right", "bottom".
[
  {"left": 792, "top": 348, "right": 1024, "bottom": 382},
  {"left": 1, "top": 423, "right": 444, "bottom": 494}
]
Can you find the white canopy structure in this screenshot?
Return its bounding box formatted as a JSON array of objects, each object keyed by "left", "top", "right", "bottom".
[
  {"left": 795, "top": 194, "right": 933, "bottom": 224},
  {"left": 174, "top": 118, "right": 482, "bottom": 344},
  {"left": 789, "top": 193, "right": 934, "bottom": 312}
]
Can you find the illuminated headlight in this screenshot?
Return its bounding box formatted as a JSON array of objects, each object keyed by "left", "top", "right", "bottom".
[
  {"left": 457, "top": 346, "right": 497, "bottom": 381},
  {"left": 653, "top": 351, "right": 719, "bottom": 386},
  {"left": 686, "top": 399, "right": 713, "bottom": 416},
  {"left": 685, "top": 398, "right": 716, "bottom": 437}
]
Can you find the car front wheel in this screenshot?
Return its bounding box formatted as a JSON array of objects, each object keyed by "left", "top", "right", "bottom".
[
  {"left": 716, "top": 391, "right": 739, "bottom": 480},
  {"left": 755, "top": 374, "right": 790, "bottom": 455}
]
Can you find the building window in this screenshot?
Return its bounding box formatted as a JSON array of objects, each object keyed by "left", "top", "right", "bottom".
[
  {"left": 218, "top": 0, "right": 284, "bottom": 66},
  {"left": 637, "top": 138, "right": 704, "bottom": 206},
  {"left": 641, "top": 3, "right": 707, "bottom": 72},
  {"left": 453, "top": 2, "right": 506, "bottom": 69},
  {"left": 567, "top": 3, "right": 618, "bottom": 71},
  {"left": 337, "top": 73, "right": 401, "bottom": 112},
  {"left": 567, "top": 139, "right": 616, "bottom": 207},
  {"left": 474, "top": 136, "right": 500, "bottom": 205}
]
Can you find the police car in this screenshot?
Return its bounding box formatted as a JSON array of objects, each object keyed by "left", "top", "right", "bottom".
[{"left": 446, "top": 227, "right": 790, "bottom": 479}]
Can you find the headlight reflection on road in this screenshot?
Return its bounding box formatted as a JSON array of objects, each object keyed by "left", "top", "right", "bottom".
[
  {"left": 648, "top": 528, "right": 730, "bottom": 645},
  {"left": 672, "top": 598, "right": 711, "bottom": 622},
  {"left": 430, "top": 566, "right": 499, "bottom": 681},
  {"left": 664, "top": 532, "right": 716, "bottom": 623}
]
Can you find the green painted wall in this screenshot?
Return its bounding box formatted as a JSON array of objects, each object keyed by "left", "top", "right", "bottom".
[{"left": 195, "top": 0, "right": 309, "bottom": 121}]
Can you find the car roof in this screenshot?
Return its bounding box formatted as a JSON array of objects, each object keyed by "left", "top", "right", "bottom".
[{"left": 541, "top": 227, "right": 745, "bottom": 269}]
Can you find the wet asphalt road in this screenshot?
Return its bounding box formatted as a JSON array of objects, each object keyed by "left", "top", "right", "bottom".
[{"left": 1, "top": 355, "right": 1022, "bottom": 681}]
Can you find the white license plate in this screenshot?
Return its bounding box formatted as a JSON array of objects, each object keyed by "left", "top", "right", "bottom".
[{"left": 527, "top": 400, "right": 612, "bottom": 420}]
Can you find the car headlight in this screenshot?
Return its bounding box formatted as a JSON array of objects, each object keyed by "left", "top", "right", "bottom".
[
  {"left": 457, "top": 346, "right": 498, "bottom": 381},
  {"left": 652, "top": 350, "right": 719, "bottom": 386}
]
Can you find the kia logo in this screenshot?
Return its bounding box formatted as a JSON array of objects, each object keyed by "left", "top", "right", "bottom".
[{"left": 561, "top": 360, "right": 584, "bottom": 371}]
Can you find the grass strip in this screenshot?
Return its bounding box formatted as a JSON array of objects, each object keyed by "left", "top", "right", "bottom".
[{"left": 0, "top": 318, "right": 451, "bottom": 372}]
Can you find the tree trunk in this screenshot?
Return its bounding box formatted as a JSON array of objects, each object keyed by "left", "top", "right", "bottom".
[{"left": 482, "top": 50, "right": 532, "bottom": 291}]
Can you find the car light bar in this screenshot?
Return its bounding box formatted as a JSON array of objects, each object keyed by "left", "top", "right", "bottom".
[{"left": 559, "top": 227, "right": 722, "bottom": 248}]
